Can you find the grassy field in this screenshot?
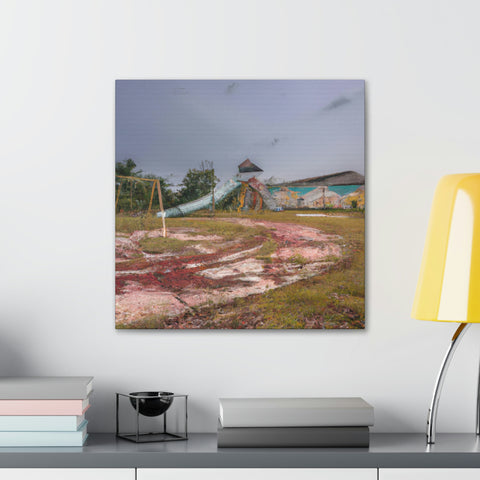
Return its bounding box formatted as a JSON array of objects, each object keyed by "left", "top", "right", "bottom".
[{"left": 116, "top": 209, "right": 364, "bottom": 329}]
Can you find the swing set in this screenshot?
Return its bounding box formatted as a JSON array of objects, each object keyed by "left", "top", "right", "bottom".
[{"left": 115, "top": 175, "right": 166, "bottom": 237}]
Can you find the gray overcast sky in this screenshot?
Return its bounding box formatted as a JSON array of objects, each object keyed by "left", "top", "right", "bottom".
[{"left": 116, "top": 80, "right": 364, "bottom": 186}]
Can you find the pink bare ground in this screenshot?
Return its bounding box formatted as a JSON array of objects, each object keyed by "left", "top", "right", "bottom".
[{"left": 115, "top": 218, "right": 343, "bottom": 326}]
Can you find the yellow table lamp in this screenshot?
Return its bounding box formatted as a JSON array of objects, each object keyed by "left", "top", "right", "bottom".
[{"left": 412, "top": 173, "right": 480, "bottom": 444}]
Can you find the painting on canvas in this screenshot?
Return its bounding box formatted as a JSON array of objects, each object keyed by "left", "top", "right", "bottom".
[{"left": 115, "top": 80, "right": 365, "bottom": 329}]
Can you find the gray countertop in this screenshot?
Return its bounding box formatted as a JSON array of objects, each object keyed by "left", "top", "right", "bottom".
[{"left": 1, "top": 433, "right": 480, "bottom": 468}]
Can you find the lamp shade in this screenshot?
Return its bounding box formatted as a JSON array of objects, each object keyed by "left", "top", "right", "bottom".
[{"left": 412, "top": 174, "right": 480, "bottom": 323}]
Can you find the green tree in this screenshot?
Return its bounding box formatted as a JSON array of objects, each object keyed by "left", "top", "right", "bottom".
[
  {"left": 115, "top": 158, "right": 141, "bottom": 177},
  {"left": 177, "top": 161, "right": 219, "bottom": 204}
]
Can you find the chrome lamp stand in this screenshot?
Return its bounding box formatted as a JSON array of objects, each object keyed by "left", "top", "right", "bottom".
[{"left": 426, "top": 323, "right": 475, "bottom": 444}]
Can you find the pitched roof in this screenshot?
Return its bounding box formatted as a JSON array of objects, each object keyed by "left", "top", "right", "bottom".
[
  {"left": 275, "top": 170, "right": 364, "bottom": 186},
  {"left": 238, "top": 159, "right": 263, "bottom": 173}
]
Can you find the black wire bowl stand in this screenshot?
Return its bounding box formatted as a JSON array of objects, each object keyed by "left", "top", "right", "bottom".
[{"left": 115, "top": 392, "right": 188, "bottom": 443}]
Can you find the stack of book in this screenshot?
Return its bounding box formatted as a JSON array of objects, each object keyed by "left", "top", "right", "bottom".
[
  {"left": 0, "top": 377, "right": 93, "bottom": 447},
  {"left": 218, "top": 397, "right": 374, "bottom": 448}
]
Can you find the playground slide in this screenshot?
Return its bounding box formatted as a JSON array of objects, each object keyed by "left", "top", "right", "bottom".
[{"left": 158, "top": 178, "right": 241, "bottom": 218}]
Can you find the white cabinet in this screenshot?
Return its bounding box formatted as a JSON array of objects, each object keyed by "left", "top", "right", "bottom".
[
  {"left": 137, "top": 468, "right": 377, "bottom": 480},
  {"left": 6, "top": 468, "right": 480, "bottom": 479},
  {"left": 0, "top": 469, "right": 135, "bottom": 479},
  {"left": 380, "top": 469, "right": 480, "bottom": 480}
]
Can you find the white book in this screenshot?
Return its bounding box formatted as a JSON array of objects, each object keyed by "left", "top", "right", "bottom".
[
  {"left": 0, "top": 414, "right": 85, "bottom": 431},
  {"left": 0, "top": 377, "right": 93, "bottom": 400},
  {"left": 219, "top": 397, "right": 374, "bottom": 427}
]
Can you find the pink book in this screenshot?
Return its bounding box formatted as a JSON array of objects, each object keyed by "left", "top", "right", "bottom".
[{"left": 0, "top": 397, "right": 90, "bottom": 416}]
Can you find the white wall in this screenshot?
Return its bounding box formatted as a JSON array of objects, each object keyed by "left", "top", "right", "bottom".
[{"left": 1, "top": 0, "right": 480, "bottom": 433}]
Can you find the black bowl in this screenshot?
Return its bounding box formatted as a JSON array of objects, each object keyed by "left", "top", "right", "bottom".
[{"left": 129, "top": 391, "right": 174, "bottom": 417}]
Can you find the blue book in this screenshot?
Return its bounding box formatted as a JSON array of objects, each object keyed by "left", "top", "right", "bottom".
[
  {"left": 0, "top": 420, "right": 88, "bottom": 446},
  {"left": 0, "top": 414, "right": 85, "bottom": 431}
]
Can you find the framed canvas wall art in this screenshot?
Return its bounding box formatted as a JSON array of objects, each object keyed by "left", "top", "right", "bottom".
[{"left": 115, "top": 80, "right": 365, "bottom": 329}]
